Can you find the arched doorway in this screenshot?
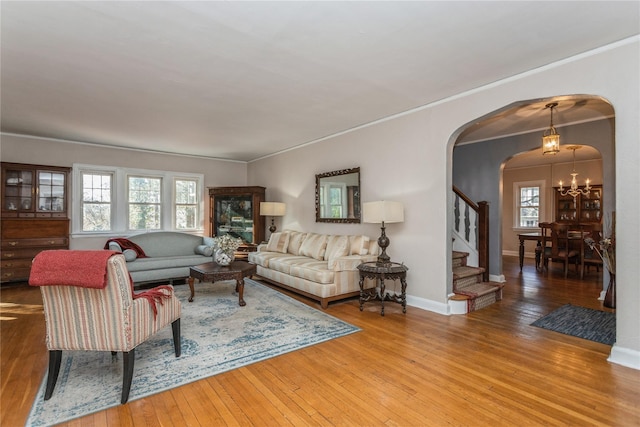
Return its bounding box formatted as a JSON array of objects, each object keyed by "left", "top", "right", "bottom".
[{"left": 451, "top": 95, "right": 615, "bottom": 298}]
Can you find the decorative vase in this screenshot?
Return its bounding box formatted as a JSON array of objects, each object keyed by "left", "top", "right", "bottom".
[
  {"left": 603, "top": 272, "right": 616, "bottom": 309},
  {"left": 214, "top": 249, "right": 235, "bottom": 266}
]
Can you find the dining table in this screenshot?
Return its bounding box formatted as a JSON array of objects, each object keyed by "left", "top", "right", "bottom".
[{"left": 518, "top": 232, "right": 543, "bottom": 271}]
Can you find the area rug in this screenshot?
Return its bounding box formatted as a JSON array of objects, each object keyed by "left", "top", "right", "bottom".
[
  {"left": 531, "top": 304, "right": 615, "bottom": 345},
  {"left": 27, "top": 279, "right": 359, "bottom": 426}
]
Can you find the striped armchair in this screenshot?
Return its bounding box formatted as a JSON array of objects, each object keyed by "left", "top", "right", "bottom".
[{"left": 35, "top": 252, "right": 181, "bottom": 404}]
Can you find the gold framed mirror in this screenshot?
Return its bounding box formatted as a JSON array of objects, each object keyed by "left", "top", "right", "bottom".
[{"left": 315, "top": 167, "right": 361, "bottom": 223}]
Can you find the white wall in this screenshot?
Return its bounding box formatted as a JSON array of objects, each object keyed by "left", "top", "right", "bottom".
[
  {"left": 0, "top": 134, "right": 248, "bottom": 248},
  {"left": 248, "top": 37, "right": 640, "bottom": 368}
]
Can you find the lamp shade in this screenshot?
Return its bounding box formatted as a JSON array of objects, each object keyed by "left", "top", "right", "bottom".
[
  {"left": 260, "top": 202, "right": 286, "bottom": 216},
  {"left": 362, "top": 201, "right": 404, "bottom": 224}
]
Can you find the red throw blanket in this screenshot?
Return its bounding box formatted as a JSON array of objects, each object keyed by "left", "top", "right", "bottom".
[
  {"left": 30, "top": 250, "right": 172, "bottom": 318},
  {"left": 29, "top": 250, "right": 116, "bottom": 288},
  {"left": 103, "top": 238, "right": 148, "bottom": 258}
]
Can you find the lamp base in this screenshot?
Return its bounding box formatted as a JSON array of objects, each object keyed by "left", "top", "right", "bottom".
[
  {"left": 269, "top": 217, "right": 277, "bottom": 234},
  {"left": 376, "top": 223, "right": 391, "bottom": 266}
]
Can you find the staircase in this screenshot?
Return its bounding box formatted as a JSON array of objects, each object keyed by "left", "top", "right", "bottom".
[{"left": 452, "top": 251, "right": 504, "bottom": 312}]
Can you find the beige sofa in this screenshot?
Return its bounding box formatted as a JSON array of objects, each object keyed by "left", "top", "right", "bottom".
[{"left": 248, "top": 230, "right": 379, "bottom": 308}]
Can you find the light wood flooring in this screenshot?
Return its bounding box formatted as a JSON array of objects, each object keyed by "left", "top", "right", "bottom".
[{"left": 2, "top": 256, "right": 639, "bottom": 426}]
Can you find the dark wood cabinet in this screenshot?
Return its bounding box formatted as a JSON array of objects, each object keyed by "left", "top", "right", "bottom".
[
  {"left": 209, "top": 186, "right": 266, "bottom": 245},
  {"left": 1, "top": 162, "right": 70, "bottom": 283},
  {"left": 554, "top": 184, "right": 602, "bottom": 224}
]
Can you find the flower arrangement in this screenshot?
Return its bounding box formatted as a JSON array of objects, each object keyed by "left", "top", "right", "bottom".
[
  {"left": 212, "top": 234, "right": 242, "bottom": 254},
  {"left": 584, "top": 214, "right": 615, "bottom": 274}
]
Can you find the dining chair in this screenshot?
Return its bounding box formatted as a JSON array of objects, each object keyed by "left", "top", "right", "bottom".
[
  {"left": 30, "top": 251, "right": 182, "bottom": 404},
  {"left": 536, "top": 222, "right": 553, "bottom": 272},
  {"left": 543, "top": 222, "right": 580, "bottom": 278},
  {"left": 581, "top": 223, "right": 604, "bottom": 278}
]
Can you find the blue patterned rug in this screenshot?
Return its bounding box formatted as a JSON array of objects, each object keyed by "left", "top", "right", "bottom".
[
  {"left": 531, "top": 304, "right": 615, "bottom": 345},
  {"left": 27, "top": 279, "right": 359, "bottom": 426}
]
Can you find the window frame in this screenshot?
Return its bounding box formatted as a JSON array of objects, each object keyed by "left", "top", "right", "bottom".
[
  {"left": 513, "top": 180, "right": 546, "bottom": 230},
  {"left": 72, "top": 164, "right": 204, "bottom": 236},
  {"left": 80, "top": 170, "right": 114, "bottom": 232}
]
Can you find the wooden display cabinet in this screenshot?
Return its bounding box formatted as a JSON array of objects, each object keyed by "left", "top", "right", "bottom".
[
  {"left": 554, "top": 184, "right": 602, "bottom": 224},
  {"left": 1, "top": 162, "right": 70, "bottom": 283},
  {"left": 209, "top": 186, "right": 266, "bottom": 246}
]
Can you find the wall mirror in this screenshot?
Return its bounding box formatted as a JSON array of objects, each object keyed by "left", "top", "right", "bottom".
[{"left": 315, "top": 167, "right": 361, "bottom": 223}]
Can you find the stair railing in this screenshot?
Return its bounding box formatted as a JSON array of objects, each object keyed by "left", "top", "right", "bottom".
[{"left": 453, "top": 185, "right": 489, "bottom": 281}]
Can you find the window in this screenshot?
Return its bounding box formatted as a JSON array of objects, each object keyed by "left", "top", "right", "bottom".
[
  {"left": 128, "top": 176, "right": 161, "bottom": 230},
  {"left": 514, "top": 180, "right": 545, "bottom": 228},
  {"left": 72, "top": 164, "right": 203, "bottom": 235},
  {"left": 81, "top": 172, "right": 112, "bottom": 231},
  {"left": 328, "top": 186, "right": 344, "bottom": 218},
  {"left": 175, "top": 178, "right": 198, "bottom": 230}
]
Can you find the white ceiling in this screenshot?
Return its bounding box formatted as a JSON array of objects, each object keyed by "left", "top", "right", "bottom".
[{"left": 1, "top": 1, "right": 638, "bottom": 162}]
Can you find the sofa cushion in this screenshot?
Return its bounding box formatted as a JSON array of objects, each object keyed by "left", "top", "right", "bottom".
[
  {"left": 195, "top": 244, "right": 214, "bottom": 257},
  {"left": 266, "top": 232, "right": 289, "bottom": 253},
  {"left": 108, "top": 241, "right": 122, "bottom": 252},
  {"left": 290, "top": 260, "right": 334, "bottom": 284},
  {"left": 349, "top": 235, "right": 370, "bottom": 255},
  {"left": 268, "top": 255, "right": 310, "bottom": 275},
  {"left": 248, "top": 251, "right": 286, "bottom": 268},
  {"left": 299, "top": 233, "right": 328, "bottom": 260},
  {"left": 125, "top": 255, "right": 208, "bottom": 272},
  {"left": 286, "top": 231, "right": 307, "bottom": 255},
  {"left": 123, "top": 249, "right": 138, "bottom": 262},
  {"left": 324, "top": 235, "right": 350, "bottom": 269},
  {"left": 128, "top": 232, "right": 203, "bottom": 258}
]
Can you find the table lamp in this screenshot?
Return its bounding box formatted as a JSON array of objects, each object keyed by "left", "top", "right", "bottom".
[
  {"left": 260, "top": 202, "right": 286, "bottom": 234},
  {"left": 362, "top": 200, "right": 404, "bottom": 265}
]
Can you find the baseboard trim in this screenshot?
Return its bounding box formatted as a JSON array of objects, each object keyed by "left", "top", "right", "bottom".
[
  {"left": 608, "top": 344, "right": 640, "bottom": 370},
  {"left": 406, "top": 295, "right": 450, "bottom": 315}
]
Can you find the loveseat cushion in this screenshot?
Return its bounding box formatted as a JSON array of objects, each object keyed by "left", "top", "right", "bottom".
[
  {"left": 268, "top": 256, "right": 311, "bottom": 275},
  {"left": 286, "top": 231, "right": 307, "bottom": 255},
  {"left": 266, "top": 232, "right": 289, "bottom": 253},
  {"left": 290, "top": 260, "right": 334, "bottom": 284},
  {"left": 349, "top": 235, "right": 370, "bottom": 255},
  {"left": 299, "top": 233, "right": 328, "bottom": 260},
  {"left": 128, "top": 232, "right": 203, "bottom": 258},
  {"left": 324, "top": 235, "right": 350, "bottom": 269},
  {"left": 125, "top": 255, "right": 208, "bottom": 272}
]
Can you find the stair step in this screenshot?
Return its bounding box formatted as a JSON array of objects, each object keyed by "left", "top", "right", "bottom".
[
  {"left": 452, "top": 251, "right": 469, "bottom": 268},
  {"left": 453, "top": 265, "right": 484, "bottom": 280},
  {"left": 454, "top": 281, "right": 503, "bottom": 298}
]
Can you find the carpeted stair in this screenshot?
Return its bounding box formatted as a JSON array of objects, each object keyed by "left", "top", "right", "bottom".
[{"left": 452, "top": 251, "right": 504, "bottom": 312}]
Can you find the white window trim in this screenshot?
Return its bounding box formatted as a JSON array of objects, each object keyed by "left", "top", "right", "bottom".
[
  {"left": 173, "top": 176, "right": 200, "bottom": 231},
  {"left": 72, "top": 163, "right": 204, "bottom": 237},
  {"left": 513, "top": 179, "right": 546, "bottom": 231}
]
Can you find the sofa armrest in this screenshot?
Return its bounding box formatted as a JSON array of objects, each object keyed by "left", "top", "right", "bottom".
[
  {"left": 256, "top": 243, "right": 268, "bottom": 252},
  {"left": 333, "top": 254, "right": 377, "bottom": 271}
]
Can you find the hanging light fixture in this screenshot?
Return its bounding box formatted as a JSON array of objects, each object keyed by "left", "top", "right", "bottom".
[
  {"left": 542, "top": 102, "right": 560, "bottom": 155},
  {"left": 558, "top": 145, "right": 591, "bottom": 203}
]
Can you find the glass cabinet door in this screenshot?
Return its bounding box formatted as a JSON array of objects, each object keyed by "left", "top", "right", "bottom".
[
  {"left": 37, "top": 171, "right": 66, "bottom": 212},
  {"left": 214, "top": 195, "right": 255, "bottom": 243},
  {"left": 3, "top": 168, "right": 34, "bottom": 213}
]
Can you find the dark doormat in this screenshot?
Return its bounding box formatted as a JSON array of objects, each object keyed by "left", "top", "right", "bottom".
[{"left": 531, "top": 304, "right": 615, "bottom": 345}]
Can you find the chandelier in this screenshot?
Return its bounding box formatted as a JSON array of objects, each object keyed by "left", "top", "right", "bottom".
[
  {"left": 558, "top": 145, "right": 591, "bottom": 202},
  {"left": 542, "top": 102, "right": 560, "bottom": 155}
]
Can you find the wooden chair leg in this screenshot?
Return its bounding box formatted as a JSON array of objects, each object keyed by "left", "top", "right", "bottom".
[
  {"left": 121, "top": 349, "right": 135, "bottom": 404},
  {"left": 172, "top": 318, "right": 181, "bottom": 357},
  {"left": 44, "top": 350, "right": 62, "bottom": 400}
]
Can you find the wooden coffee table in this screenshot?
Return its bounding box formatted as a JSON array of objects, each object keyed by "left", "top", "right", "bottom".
[{"left": 188, "top": 260, "right": 257, "bottom": 305}]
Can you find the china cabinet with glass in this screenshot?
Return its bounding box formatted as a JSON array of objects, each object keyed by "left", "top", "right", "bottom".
[
  {"left": 1, "top": 162, "right": 70, "bottom": 283},
  {"left": 554, "top": 184, "right": 603, "bottom": 224},
  {"left": 209, "top": 186, "right": 266, "bottom": 246}
]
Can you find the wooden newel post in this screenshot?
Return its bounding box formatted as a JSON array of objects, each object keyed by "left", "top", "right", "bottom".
[{"left": 477, "top": 201, "right": 489, "bottom": 282}]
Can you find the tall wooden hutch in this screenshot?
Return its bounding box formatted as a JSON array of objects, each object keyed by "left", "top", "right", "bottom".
[
  {"left": 1, "top": 162, "right": 71, "bottom": 283},
  {"left": 554, "top": 184, "right": 603, "bottom": 224},
  {"left": 209, "top": 186, "right": 266, "bottom": 245}
]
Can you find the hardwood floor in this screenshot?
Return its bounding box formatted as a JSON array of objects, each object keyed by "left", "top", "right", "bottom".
[{"left": 2, "top": 256, "right": 638, "bottom": 426}]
